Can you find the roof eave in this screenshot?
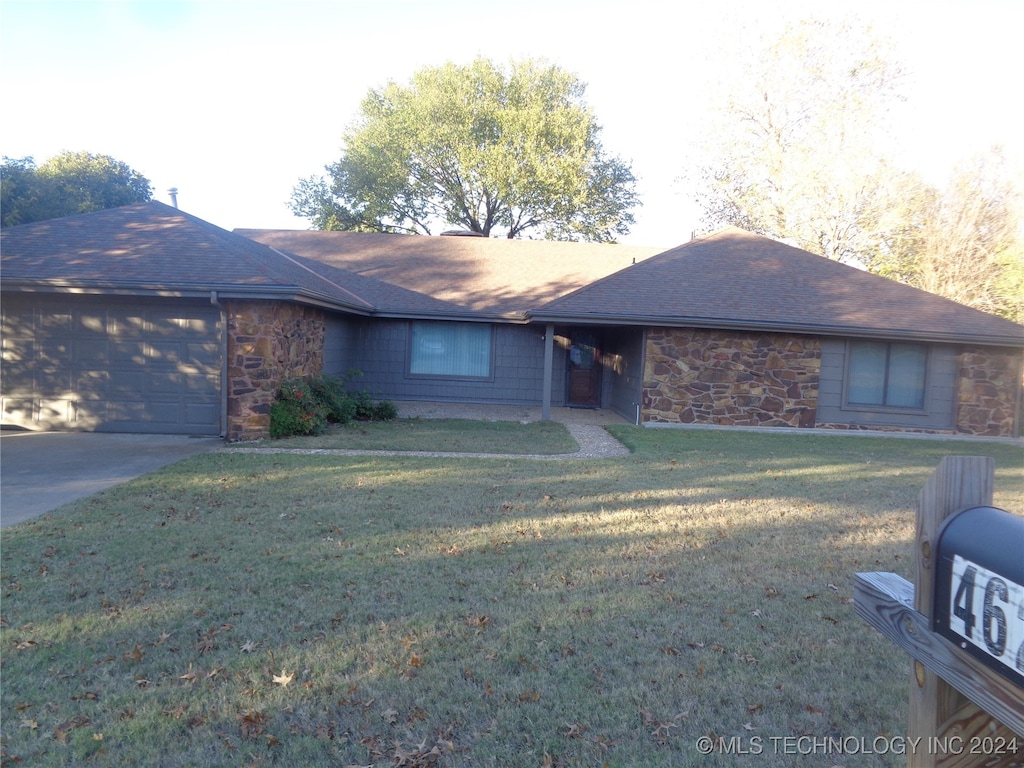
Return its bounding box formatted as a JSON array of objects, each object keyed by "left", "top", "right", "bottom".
[
  {"left": 527, "top": 311, "right": 1024, "bottom": 349},
  {"left": 0, "top": 280, "right": 376, "bottom": 316},
  {"left": 370, "top": 309, "right": 531, "bottom": 324}
]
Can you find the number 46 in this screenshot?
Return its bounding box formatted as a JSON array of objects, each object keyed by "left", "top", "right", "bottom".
[{"left": 952, "top": 565, "right": 1024, "bottom": 670}]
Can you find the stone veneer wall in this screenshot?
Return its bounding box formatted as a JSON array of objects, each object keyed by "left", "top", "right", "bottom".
[
  {"left": 225, "top": 300, "right": 325, "bottom": 441},
  {"left": 642, "top": 329, "right": 821, "bottom": 428},
  {"left": 955, "top": 346, "right": 1022, "bottom": 437}
]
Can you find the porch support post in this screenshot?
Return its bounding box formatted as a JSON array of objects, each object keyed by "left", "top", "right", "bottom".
[{"left": 541, "top": 323, "right": 554, "bottom": 421}]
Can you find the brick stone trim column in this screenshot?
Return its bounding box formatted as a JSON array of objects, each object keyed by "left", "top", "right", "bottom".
[
  {"left": 642, "top": 328, "right": 821, "bottom": 428},
  {"left": 224, "top": 300, "right": 325, "bottom": 441},
  {"left": 956, "top": 346, "right": 1022, "bottom": 437}
]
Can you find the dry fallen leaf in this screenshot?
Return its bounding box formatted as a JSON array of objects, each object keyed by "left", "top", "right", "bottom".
[
  {"left": 238, "top": 710, "right": 267, "bottom": 739},
  {"left": 272, "top": 669, "right": 294, "bottom": 687}
]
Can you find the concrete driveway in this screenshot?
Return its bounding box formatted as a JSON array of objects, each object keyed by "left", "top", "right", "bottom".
[{"left": 0, "top": 431, "right": 223, "bottom": 527}]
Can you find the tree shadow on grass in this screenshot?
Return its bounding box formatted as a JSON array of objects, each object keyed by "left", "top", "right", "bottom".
[{"left": 1, "top": 431, "right": 1020, "bottom": 766}]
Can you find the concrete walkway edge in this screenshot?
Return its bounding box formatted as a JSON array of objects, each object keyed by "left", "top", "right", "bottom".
[{"left": 221, "top": 423, "right": 631, "bottom": 460}]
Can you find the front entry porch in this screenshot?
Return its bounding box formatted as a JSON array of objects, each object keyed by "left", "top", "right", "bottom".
[{"left": 539, "top": 324, "right": 645, "bottom": 424}]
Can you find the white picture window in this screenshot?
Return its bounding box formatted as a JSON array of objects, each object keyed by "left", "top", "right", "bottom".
[{"left": 409, "top": 321, "right": 491, "bottom": 378}]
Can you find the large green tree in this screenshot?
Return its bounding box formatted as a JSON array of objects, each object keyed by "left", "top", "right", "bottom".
[
  {"left": 689, "top": 18, "right": 1023, "bottom": 322},
  {"left": 1, "top": 151, "right": 152, "bottom": 227},
  {"left": 291, "top": 57, "right": 639, "bottom": 241},
  {"left": 689, "top": 18, "right": 906, "bottom": 264},
  {"left": 868, "top": 148, "right": 1024, "bottom": 323}
]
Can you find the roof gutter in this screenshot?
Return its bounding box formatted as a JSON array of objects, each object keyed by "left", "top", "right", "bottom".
[
  {"left": 1, "top": 280, "right": 376, "bottom": 316},
  {"left": 526, "top": 312, "right": 1024, "bottom": 349}
]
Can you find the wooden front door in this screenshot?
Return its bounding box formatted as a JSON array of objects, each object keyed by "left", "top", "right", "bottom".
[{"left": 566, "top": 332, "right": 601, "bottom": 407}]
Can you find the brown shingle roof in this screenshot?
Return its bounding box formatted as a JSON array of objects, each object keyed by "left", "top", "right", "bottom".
[
  {"left": 4, "top": 206, "right": 1020, "bottom": 348},
  {"left": 0, "top": 202, "right": 376, "bottom": 311},
  {"left": 534, "top": 228, "right": 1024, "bottom": 346},
  {"left": 237, "top": 229, "right": 665, "bottom": 318}
]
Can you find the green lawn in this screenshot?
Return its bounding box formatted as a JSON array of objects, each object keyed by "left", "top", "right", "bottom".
[
  {"left": 252, "top": 418, "right": 579, "bottom": 455},
  {"left": 2, "top": 424, "right": 1021, "bottom": 767}
]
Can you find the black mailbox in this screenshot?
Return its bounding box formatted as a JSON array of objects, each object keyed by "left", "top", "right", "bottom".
[{"left": 933, "top": 505, "right": 1024, "bottom": 688}]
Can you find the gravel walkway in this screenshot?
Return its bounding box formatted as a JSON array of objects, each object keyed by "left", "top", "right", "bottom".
[
  {"left": 223, "top": 424, "right": 629, "bottom": 460},
  {"left": 223, "top": 402, "right": 632, "bottom": 460}
]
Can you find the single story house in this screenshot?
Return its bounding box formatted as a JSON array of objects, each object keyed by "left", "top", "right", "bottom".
[{"left": 2, "top": 201, "right": 1021, "bottom": 440}]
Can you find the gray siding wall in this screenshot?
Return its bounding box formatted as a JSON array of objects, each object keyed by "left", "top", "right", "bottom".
[
  {"left": 323, "top": 314, "right": 357, "bottom": 376},
  {"left": 325, "top": 317, "right": 564, "bottom": 406},
  {"left": 602, "top": 327, "right": 644, "bottom": 422},
  {"left": 817, "top": 338, "right": 957, "bottom": 430}
]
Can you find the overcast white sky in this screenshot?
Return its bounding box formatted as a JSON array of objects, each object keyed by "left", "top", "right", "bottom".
[{"left": 2, "top": 0, "right": 1021, "bottom": 247}]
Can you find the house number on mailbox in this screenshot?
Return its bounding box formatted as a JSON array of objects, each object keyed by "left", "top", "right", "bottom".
[{"left": 948, "top": 555, "right": 1024, "bottom": 677}]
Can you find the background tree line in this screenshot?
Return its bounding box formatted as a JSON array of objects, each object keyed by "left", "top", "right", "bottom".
[
  {"left": 1, "top": 151, "right": 152, "bottom": 227},
  {"left": 687, "top": 17, "right": 1023, "bottom": 323},
  {"left": 3, "top": 28, "right": 1020, "bottom": 323}
]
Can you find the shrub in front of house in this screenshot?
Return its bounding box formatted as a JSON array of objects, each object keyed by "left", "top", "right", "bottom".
[
  {"left": 269, "top": 378, "right": 328, "bottom": 438},
  {"left": 369, "top": 399, "right": 398, "bottom": 421},
  {"left": 269, "top": 373, "right": 397, "bottom": 438}
]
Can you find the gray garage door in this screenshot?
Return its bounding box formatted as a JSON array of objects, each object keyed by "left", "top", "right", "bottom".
[{"left": 1, "top": 294, "right": 222, "bottom": 434}]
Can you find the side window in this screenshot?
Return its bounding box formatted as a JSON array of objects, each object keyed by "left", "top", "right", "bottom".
[{"left": 847, "top": 341, "right": 927, "bottom": 409}]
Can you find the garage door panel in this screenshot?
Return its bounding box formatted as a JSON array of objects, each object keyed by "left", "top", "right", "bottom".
[
  {"left": 147, "top": 372, "right": 184, "bottom": 394},
  {"left": 141, "top": 401, "right": 181, "bottom": 425},
  {"left": 2, "top": 339, "right": 32, "bottom": 366},
  {"left": 36, "top": 369, "right": 74, "bottom": 395},
  {"left": 101, "top": 400, "right": 147, "bottom": 424},
  {"left": 41, "top": 399, "right": 75, "bottom": 425},
  {"left": 110, "top": 314, "right": 147, "bottom": 337},
  {"left": 75, "top": 370, "right": 112, "bottom": 397},
  {"left": 75, "top": 339, "right": 109, "bottom": 363},
  {"left": 146, "top": 311, "right": 212, "bottom": 336},
  {"left": 1, "top": 296, "right": 221, "bottom": 434},
  {"left": 185, "top": 402, "right": 219, "bottom": 426},
  {"left": 36, "top": 342, "right": 71, "bottom": 366},
  {"left": 111, "top": 341, "right": 148, "bottom": 364},
  {"left": 187, "top": 342, "right": 219, "bottom": 361},
  {"left": 38, "top": 312, "right": 72, "bottom": 331},
  {"left": 146, "top": 341, "right": 185, "bottom": 364},
  {"left": 2, "top": 312, "right": 32, "bottom": 336},
  {"left": 186, "top": 374, "right": 219, "bottom": 395},
  {"left": 2, "top": 397, "right": 35, "bottom": 423},
  {"left": 75, "top": 311, "right": 109, "bottom": 334}
]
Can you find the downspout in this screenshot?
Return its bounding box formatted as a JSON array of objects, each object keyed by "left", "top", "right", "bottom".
[
  {"left": 635, "top": 326, "right": 648, "bottom": 427},
  {"left": 211, "top": 291, "right": 228, "bottom": 439}
]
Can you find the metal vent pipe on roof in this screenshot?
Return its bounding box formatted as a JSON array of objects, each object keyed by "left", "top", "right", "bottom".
[{"left": 168, "top": 188, "right": 179, "bottom": 209}]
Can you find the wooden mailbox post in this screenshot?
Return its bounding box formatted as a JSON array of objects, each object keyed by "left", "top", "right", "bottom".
[{"left": 855, "top": 456, "right": 1023, "bottom": 767}]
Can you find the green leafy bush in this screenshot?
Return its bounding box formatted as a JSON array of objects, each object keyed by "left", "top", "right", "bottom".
[
  {"left": 269, "top": 372, "right": 396, "bottom": 438},
  {"left": 269, "top": 379, "right": 327, "bottom": 438},
  {"left": 370, "top": 399, "right": 398, "bottom": 421},
  {"left": 307, "top": 374, "right": 357, "bottom": 424}
]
